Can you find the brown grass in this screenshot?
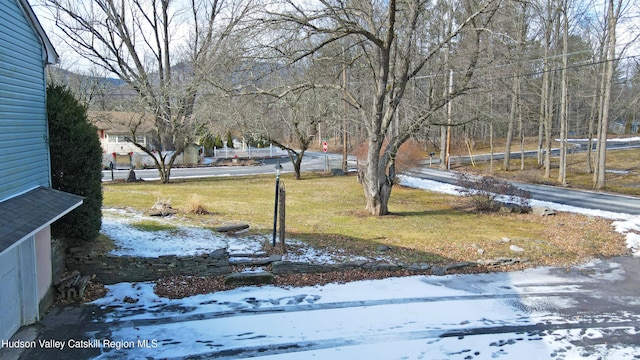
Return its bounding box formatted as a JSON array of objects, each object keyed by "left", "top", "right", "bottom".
[
  {"left": 103, "top": 174, "right": 629, "bottom": 268},
  {"left": 184, "top": 194, "right": 209, "bottom": 215}
]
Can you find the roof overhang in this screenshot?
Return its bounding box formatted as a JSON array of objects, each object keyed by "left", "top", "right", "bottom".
[
  {"left": 18, "top": 0, "right": 59, "bottom": 65},
  {"left": 0, "top": 187, "right": 84, "bottom": 254}
]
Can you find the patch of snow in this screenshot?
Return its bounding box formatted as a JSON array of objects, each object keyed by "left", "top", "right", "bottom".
[
  {"left": 91, "top": 267, "right": 640, "bottom": 359},
  {"left": 567, "top": 137, "right": 640, "bottom": 143},
  {"left": 101, "top": 209, "right": 369, "bottom": 262},
  {"left": 607, "top": 169, "right": 630, "bottom": 174},
  {"left": 100, "top": 211, "right": 264, "bottom": 257},
  {"left": 283, "top": 240, "right": 373, "bottom": 264}
]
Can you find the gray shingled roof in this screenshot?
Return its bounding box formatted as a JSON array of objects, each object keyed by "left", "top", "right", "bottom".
[{"left": 0, "top": 187, "right": 83, "bottom": 253}]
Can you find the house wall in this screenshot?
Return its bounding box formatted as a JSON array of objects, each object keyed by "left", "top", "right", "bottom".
[
  {"left": 35, "top": 227, "right": 53, "bottom": 314},
  {"left": 0, "top": 0, "right": 51, "bottom": 201}
]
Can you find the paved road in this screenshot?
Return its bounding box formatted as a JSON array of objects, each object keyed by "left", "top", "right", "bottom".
[
  {"left": 449, "top": 139, "right": 640, "bottom": 165},
  {"left": 104, "top": 149, "right": 640, "bottom": 215},
  {"left": 102, "top": 152, "right": 349, "bottom": 181},
  {"left": 407, "top": 167, "right": 640, "bottom": 215}
]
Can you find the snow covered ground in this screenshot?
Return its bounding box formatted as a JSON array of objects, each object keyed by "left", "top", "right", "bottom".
[
  {"left": 101, "top": 209, "right": 375, "bottom": 264},
  {"left": 91, "top": 260, "right": 640, "bottom": 359},
  {"left": 89, "top": 176, "right": 640, "bottom": 359},
  {"left": 102, "top": 209, "right": 264, "bottom": 257}
]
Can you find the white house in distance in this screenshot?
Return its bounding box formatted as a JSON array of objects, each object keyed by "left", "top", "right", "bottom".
[
  {"left": 88, "top": 111, "right": 157, "bottom": 168},
  {"left": 89, "top": 111, "right": 202, "bottom": 168},
  {"left": 0, "top": 0, "right": 84, "bottom": 343}
]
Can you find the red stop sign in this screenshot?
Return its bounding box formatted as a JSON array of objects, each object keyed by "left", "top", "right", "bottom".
[{"left": 323, "top": 141, "right": 328, "bottom": 152}]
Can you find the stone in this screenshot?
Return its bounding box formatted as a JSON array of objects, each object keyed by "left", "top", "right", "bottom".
[
  {"left": 126, "top": 169, "right": 138, "bottom": 183},
  {"left": 532, "top": 206, "right": 556, "bottom": 216},
  {"left": 229, "top": 254, "right": 282, "bottom": 266},
  {"left": 499, "top": 205, "right": 516, "bottom": 213},
  {"left": 377, "top": 245, "right": 392, "bottom": 252},
  {"left": 224, "top": 272, "right": 275, "bottom": 286},
  {"left": 271, "top": 261, "right": 333, "bottom": 274},
  {"left": 445, "top": 262, "right": 477, "bottom": 271},
  {"left": 215, "top": 223, "right": 250, "bottom": 233},
  {"left": 330, "top": 168, "right": 346, "bottom": 176},
  {"left": 510, "top": 245, "right": 525, "bottom": 252}
]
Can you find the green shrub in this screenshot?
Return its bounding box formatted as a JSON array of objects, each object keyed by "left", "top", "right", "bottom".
[{"left": 47, "top": 84, "right": 103, "bottom": 241}]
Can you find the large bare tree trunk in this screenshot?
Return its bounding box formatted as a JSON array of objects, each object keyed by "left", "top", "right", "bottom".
[
  {"left": 594, "top": 0, "right": 621, "bottom": 189},
  {"left": 557, "top": 0, "right": 569, "bottom": 185},
  {"left": 503, "top": 76, "right": 517, "bottom": 171},
  {"left": 362, "top": 138, "right": 391, "bottom": 215}
]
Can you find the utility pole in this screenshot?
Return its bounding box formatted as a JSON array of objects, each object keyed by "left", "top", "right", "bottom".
[
  {"left": 446, "top": 68, "right": 453, "bottom": 170},
  {"left": 342, "top": 62, "right": 348, "bottom": 172}
]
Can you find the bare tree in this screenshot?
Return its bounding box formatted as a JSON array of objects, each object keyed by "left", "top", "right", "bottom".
[
  {"left": 41, "top": 0, "right": 257, "bottom": 183},
  {"left": 594, "top": 0, "right": 624, "bottom": 189},
  {"left": 264, "top": 89, "right": 333, "bottom": 179},
  {"left": 266, "top": 0, "right": 500, "bottom": 215},
  {"left": 557, "top": 0, "right": 570, "bottom": 185}
]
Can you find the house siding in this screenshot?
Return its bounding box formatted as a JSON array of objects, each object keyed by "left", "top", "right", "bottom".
[{"left": 0, "top": 0, "right": 51, "bottom": 201}]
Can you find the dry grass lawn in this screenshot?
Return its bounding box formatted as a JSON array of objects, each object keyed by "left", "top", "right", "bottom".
[{"left": 102, "top": 173, "right": 628, "bottom": 268}]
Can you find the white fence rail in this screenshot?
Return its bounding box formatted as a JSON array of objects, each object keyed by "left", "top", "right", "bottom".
[
  {"left": 103, "top": 146, "right": 289, "bottom": 169},
  {"left": 212, "top": 145, "right": 288, "bottom": 159}
]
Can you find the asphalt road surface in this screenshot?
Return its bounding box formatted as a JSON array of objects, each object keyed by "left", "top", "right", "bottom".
[
  {"left": 407, "top": 167, "right": 640, "bottom": 215},
  {"left": 104, "top": 149, "right": 640, "bottom": 215},
  {"left": 102, "top": 152, "right": 343, "bottom": 181}
]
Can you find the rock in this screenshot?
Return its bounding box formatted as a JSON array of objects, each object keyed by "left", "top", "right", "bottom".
[
  {"left": 499, "top": 205, "right": 516, "bottom": 213},
  {"left": 445, "top": 262, "right": 476, "bottom": 271},
  {"left": 224, "top": 272, "right": 274, "bottom": 286},
  {"left": 330, "top": 168, "right": 345, "bottom": 176},
  {"left": 377, "top": 245, "right": 392, "bottom": 252},
  {"left": 229, "top": 254, "right": 282, "bottom": 266},
  {"left": 126, "top": 169, "right": 138, "bottom": 183},
  {"left": 477, "top": 257, "right": 528, "bottom": 267},
  {"left": 532, "top": 206, "right": 556, "bottom": 216},
  {"left": 477, "top": 248, "right": 485, "bottom": 255},
  {"left": 509, "top": 245, "right": 525, "bottom": 252},
  {"left": 407, "top": 263, "right": 430, "bottom": 272},
  {"left": 268, "top": 254, "right": 283, "bottom": 262},
  {"left": 215, "top": 223, "right": 250, "bottom": 233},
  {"left": 363, "top": 263, "right": 402, "bottom": 271}
]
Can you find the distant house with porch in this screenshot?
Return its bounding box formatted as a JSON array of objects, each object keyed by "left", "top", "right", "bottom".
[
  {"left": 88, "top": 111, "right": 157, "bottom": 168},
  {"left": 89, "top": 111, "right": 203, "bottom": 168},
  {"left": 0, "top": 0, "right": 83, "bottom": 342}
]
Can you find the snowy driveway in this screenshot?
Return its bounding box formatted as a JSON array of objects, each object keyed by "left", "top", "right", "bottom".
[{"left": 21, "top": 257, "right": 639, "bottom": 359}]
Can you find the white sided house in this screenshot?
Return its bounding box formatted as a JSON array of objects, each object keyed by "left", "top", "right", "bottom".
[
  {"left": 89, "top": 111, "right": 157, "bottom": 168},
  {"left": 90, "top": 111, "right": 202, "bottom": 169},
  {"left": 0, "top": 0, "right": 83, "bottom": 343}
]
